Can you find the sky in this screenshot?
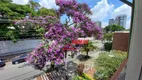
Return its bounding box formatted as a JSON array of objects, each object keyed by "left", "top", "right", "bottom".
[{"left": 12, "top": 0, "right": 132, "bottom": 29}]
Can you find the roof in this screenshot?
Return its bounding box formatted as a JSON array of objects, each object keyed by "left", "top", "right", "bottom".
[{"left": 114, "top": 31, "right": 129, "bottom": 33}]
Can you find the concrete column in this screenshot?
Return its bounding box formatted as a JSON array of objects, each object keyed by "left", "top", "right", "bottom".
[{"left": 125, "top": 0, "right": 142, "bottom": 80}]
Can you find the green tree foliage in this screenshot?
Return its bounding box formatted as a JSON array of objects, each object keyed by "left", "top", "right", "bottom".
[
  {"left": 0, "top": 23, "right": 11, "bottom": 37},
  {"left": 104, "top": 25, "right": 125, "bottom": 33},
  {"left": 0, "top": 3, "right": 36, "bottom": 19},
  {"left": 37, "top": 7, "right": 56, "bottom": 16},
  {"left": 0, "top": 1, "right": 56, "bottom": 42},
  {"left": 0, "top": 0, "right": 56, "bottom": 19},
  {"left": 29, "top": 0, "right": 40, "bottom": 10},
  {"left": 0, "top": 1, "right": 35, "bottom": 42},
  {"left": 0, "top": 23, "right": 19, "bottom": 42},
  {"left": 6, "top": 30, "right": 18, "bottom": 43},
  {"left": 0, "top": 0, "right": 12, "bottom": 3}
]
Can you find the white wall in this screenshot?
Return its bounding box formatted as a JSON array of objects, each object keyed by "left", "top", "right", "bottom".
[{"left": 0, "top": 39, "right": 42, "bottom": 56}]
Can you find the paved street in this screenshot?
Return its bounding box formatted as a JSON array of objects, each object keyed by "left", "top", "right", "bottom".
[{"left": 0, "top": 62, "right": 43, "bottom": 80}]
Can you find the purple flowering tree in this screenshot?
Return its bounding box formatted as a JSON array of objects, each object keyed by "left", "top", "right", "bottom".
[{"left": 15, "top": 0, "right": 103, "bottom": 70}]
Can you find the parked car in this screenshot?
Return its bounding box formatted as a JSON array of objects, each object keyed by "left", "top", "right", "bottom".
[
  {"left": 0, "top": 59, "right": 5, "bottom": 67},
  {"left": 12, "top": 54, "right": 28, "bottom": 65}
]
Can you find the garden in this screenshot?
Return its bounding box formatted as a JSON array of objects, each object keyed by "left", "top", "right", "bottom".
[{"left": 1, "top": 0, "right": 128, "bottom": 80}]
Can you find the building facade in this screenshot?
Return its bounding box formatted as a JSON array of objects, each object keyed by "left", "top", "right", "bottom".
[
  {"left": 115, "top": 14, "right": 127, "bottom": 28},
  {"left": 95, "top": 21, "right": 102, "bottom": 27},
  {"left": 109, "top": 19, "right": 115, "bottom": 25}
]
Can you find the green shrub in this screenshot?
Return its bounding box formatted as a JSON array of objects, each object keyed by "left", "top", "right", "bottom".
[
  {"left": 72, "top": 73, "right": 92, "bottom": 80},
  {"left": 94, "top": 51, "right": 127, "bottom": 80},
  {"left": 72, "top": 75, "right": 80, "bottom": 80},
  {"left": 104, "top": 42, "right": 112, "bottom": 51}
]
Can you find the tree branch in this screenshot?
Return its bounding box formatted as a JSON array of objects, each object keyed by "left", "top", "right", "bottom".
[
  {"left": 65, "top": 16, "right": 71, "bottom": 27},
  {"left": 67, "top": 16, "right": 71, "bottom": 23},
  {"left": 68, "top": 23, "right": 74, "bottom": 26}
]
